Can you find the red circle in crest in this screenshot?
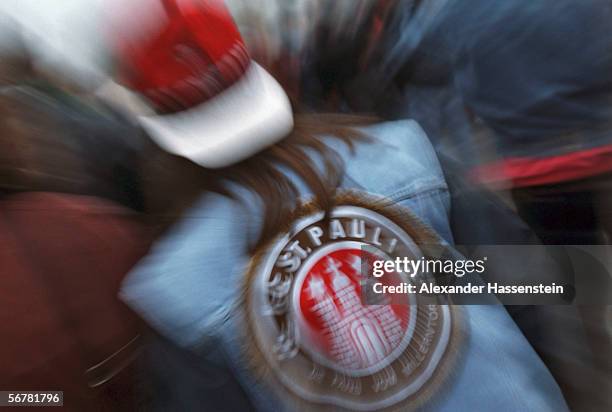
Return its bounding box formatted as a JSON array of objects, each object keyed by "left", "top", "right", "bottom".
[{"left": 298, "top": 249, "right": 411, "bottom": 374}]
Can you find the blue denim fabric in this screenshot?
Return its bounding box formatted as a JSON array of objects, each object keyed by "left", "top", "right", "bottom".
[{"left": 121, "top": 120, "right": 567, "bottom": 410}]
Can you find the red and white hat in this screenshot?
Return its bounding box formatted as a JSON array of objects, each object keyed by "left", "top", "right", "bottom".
[{"left": 112, "top": 0, "right": 293, "bottom": 168}]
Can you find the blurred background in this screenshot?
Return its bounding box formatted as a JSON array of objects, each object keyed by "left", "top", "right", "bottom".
[{"left": 1, "top": 0, "right": 611, "bottom": 411}]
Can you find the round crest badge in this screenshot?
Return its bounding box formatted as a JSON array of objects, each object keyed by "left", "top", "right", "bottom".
[{"left": 244, "top": 194, "right": 459, "bottom": 411}]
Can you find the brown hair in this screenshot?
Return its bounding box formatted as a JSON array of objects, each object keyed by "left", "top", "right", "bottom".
[{"left": 140, "top": 113, "right": 376, "bottom": 250}]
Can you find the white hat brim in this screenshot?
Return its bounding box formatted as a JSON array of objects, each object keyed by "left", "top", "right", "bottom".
[{"left": 138, "top": 63, "right": 293, "bottom": 168}]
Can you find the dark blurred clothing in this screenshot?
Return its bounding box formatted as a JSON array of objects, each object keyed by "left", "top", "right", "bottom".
[
  {"left": 0, "top": 192, "right": 149, "bottom": 411},
  {"left": 511, "top": 175, "right": 612, "bottom": 411},
  {"left": 365, "top": 0, "right": 612, "bottom": 185},
  {"left": 141, "top": 334, "right": 254, "bottom": 412},
  {"left": 410, "top": 0, "right": 612, "bottom": 152},
  {"left": 441, "top": 152, "right": 612, "bottom": 410},
  {"left": 0, "top": 83, "right": 147, "bottom": 211},
  {"left": 512, "top": 175, "right": 612, "bottom": 245}
]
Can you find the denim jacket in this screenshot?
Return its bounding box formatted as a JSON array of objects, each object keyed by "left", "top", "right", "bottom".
[{"left": 121, "top": 120, "right": 567, "bottom": 411}]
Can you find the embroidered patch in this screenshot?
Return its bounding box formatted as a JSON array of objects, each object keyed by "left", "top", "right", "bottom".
[{"left": 244, "top": 197, "right": 458, "bottom": 411}]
